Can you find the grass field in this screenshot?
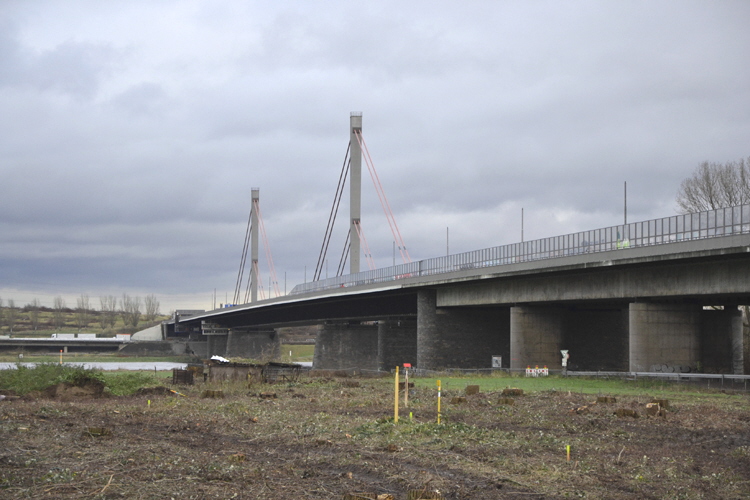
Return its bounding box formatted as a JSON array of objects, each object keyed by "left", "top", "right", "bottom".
[
  {"left": 280, "top": 344, "right": 315, "bottom": 362},
  {"left": 414, "top": 372, "right": 749, "bottom": 399}
]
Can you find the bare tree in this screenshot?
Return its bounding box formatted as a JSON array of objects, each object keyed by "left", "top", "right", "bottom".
[
  {"left": 120, "top": 295, "right": 129, "bottom": 327},
  {"left": 28, "top": 299, "right": 41, "bottom": 331},
  {"left": 6, "top": 299, "right": 18, "bottom": 334},
  {"left": 131, "top": 296, "right": 142, "bottom": 327},
  {"left": 76, "top": 294, "right": 91, "bottom": 332},
  {"left": 99, "top": 295, "right": 118, "bottom": 329},
  {"left": 120, "top": 294, "right": 142, "bottom": 328},
  {"left": 52, "top": 296, "right": 66, "bottom": 331},
  {"left": 677, "top": 157, "right": 750, "bottom": 373},
  {"left": 144, "top": 294, "right": 160, "bottom": 323},
  {"left": 676, "top": 157, "right": 750, "bottom": 213}
]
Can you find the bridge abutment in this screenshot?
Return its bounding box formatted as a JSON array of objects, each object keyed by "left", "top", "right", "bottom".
[
  {"left": 313, "top": 322, "right": 378, "bottom": 371},
  {"left": 377, "top": 319, "right": 417, "bottom": 371},
  {"left": 417, "top": 290, "right": 508, "bottom": 370}
]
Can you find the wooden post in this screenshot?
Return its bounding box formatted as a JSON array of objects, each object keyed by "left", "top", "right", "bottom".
[
  {"left": 436, "top": 379, "right": 442, "bottom": 424},
  {"left": 403, "top": 363, "right": 411, "bottom": 408}
]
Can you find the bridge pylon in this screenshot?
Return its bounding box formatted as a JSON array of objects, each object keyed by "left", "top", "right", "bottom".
[
  {"left": 349, "top": 112, "right": 362, "bottom": 274},
  {"left": 251, "top": 188, "right": 259, "bottom": 302}
]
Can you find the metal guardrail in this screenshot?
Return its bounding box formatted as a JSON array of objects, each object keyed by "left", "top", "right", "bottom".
[
  {"left": 291, "top": 204, "right": 750, "bottom": 295},
  {"left": 567, "top": 371, "right": 750, "bottom": 380}
]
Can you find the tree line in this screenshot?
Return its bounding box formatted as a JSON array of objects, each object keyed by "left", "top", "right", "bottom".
[{"left": 0, "top": 293, "right": 161, "bottom": 333}]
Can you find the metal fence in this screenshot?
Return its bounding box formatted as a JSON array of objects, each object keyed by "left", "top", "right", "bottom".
[{"left": 291, "top": 204, "right": 750, "bottom": 295}]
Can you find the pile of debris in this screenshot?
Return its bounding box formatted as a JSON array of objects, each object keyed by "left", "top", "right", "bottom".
[{"left": 203, "top": 356, "right": 303, "bottom": 384}]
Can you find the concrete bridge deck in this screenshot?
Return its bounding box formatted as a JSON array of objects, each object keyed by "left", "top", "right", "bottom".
[{"left": 170, "top": 230, "right": 749, "bottom": 375}]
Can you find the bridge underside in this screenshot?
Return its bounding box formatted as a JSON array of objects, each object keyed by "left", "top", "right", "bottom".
[
  {"left": 175, "top": 240, "right": 750, "bottom": 373},
  {"left": 305, "top": 299, "right": 744, "bottom": 374}
]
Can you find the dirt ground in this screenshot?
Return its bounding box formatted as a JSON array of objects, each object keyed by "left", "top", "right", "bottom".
[{"left": 1, "top": 375, "right": 749, "bottom": 499}]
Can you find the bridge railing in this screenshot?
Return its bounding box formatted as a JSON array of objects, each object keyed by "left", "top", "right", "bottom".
[{"left": 290, "top": 204, "right": 750, "bottom": 295}]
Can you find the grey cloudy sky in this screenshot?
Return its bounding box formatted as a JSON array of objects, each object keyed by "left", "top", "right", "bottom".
[{"left": 1, "top": 1, "right": 748, "bottom": 312}]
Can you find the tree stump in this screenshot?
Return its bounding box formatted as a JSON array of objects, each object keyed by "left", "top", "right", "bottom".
[{"left": 465, "top": 385, "right": 480, "bottom": 395}]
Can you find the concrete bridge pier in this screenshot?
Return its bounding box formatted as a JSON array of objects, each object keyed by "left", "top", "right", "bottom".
[
  {"left": 313, "top": 321, "right": 379, "bottom": 371},
  {"left": 629, "top": 303, "right": 701, "bottom": 372},
  {"left": 510, "top": 306, "right": 564, "bottom": 371},
  {"left": 417, "top": 290, "right": 509, "bottom": 370},
  {"left": 377, "top": 318, "right": 417, "bottom": 371},
  {"left": 206, "top": 334, "right": 228, "bottom": 357},
  {"left": 225, "top": 329, "right": 280, "bottom": 360}
]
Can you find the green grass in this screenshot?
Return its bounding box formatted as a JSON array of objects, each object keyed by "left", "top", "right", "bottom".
[
  {"left": 280, "top": 344, "right": 314, "bottom": 362},
  {"left": 411, "top": 372, "right": 746, "bottom": 399},
  {"left": 2, "top": 359, "right": 742, "bottom": 402},
  {"left": 0, "top": 363, "right": 166, "bottom": 396},
  {"left": 100, "top": 371, "right": 167, "bottom": 396},
  {"left": 0, "top": 363, "right": 103, "bottom": 394}
]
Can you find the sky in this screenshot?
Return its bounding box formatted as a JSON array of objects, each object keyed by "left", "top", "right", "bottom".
[{"left": 1, "top": 1, "right": 749, "bottom": 314}]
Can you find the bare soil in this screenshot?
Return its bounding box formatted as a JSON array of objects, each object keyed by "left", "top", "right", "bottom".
[{"left": 1, "top": 376, "right": 749, "bottom": 499}]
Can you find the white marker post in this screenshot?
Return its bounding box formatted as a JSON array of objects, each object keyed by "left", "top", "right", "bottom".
[
  {"left": 561, "top": 350, "right": 569, "bottom": 376},
  {"left": 403, "top": 363, "right": 411, "bottom": 408}
]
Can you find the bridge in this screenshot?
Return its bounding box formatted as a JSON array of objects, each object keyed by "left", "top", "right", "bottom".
[
  {"left": 166, "top": 114, "right": 750, "bottom": 374},
  {"left": 169, "top": 203, "right": 750, "bottom": 374}
]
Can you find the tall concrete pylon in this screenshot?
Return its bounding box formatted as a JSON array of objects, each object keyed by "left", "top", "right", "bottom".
[
  {"left": 350, "top": 112, "right": 362, "bottom": 274},
  {"left": 251, "top": 188, "right": 259, "bottom": 302}
]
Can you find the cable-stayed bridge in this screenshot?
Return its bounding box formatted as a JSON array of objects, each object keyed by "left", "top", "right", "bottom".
[{"left": 168, "top": 114, "right": 750, "bottom": 374}]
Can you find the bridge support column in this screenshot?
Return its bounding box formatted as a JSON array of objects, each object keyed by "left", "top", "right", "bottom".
[
  {"left": 206, "top": 335, "right": 228, "bottom": 357},
  {"left": 187, "top": 341, "right": 208, "bottom": 359},
  {"left": 226, "top": 329, "right": 280, "bottom": 360},
  {"left": 378, "top": 319, "right": 417, "bottom": 371},
  {"left": 629, "top": 303, "right": 701, "bottom": 372},
  {"left": 510, "top": 306, "right": 564, "bottom": 371},
  {"left": 417, "top": 290, "right": 508, "bottom": 370},
  {"left": 701, "top": 307, "right": 744, "bottom": 374},
  {"left": 313, "top": 322, "right": 378, "bottom": 371}
]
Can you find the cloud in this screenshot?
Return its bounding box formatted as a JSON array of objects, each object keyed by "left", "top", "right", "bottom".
[
  {"left": 0, "top": 1, "right": 749, "bottom": 312},
  {"left": 0, "top": 16, "right": 118, "bottom": 99},
  {"left": 109, "top": 82, "right": 169, "bottom": 116}
]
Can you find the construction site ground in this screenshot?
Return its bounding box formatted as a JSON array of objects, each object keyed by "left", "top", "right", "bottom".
[{"left": 0, "top": 373, "right": 749, "bottom": 499}]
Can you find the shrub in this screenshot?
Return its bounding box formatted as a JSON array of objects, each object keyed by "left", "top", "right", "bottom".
[{"left": 0, "top": 363, "right": 159, "bottom": 396}]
